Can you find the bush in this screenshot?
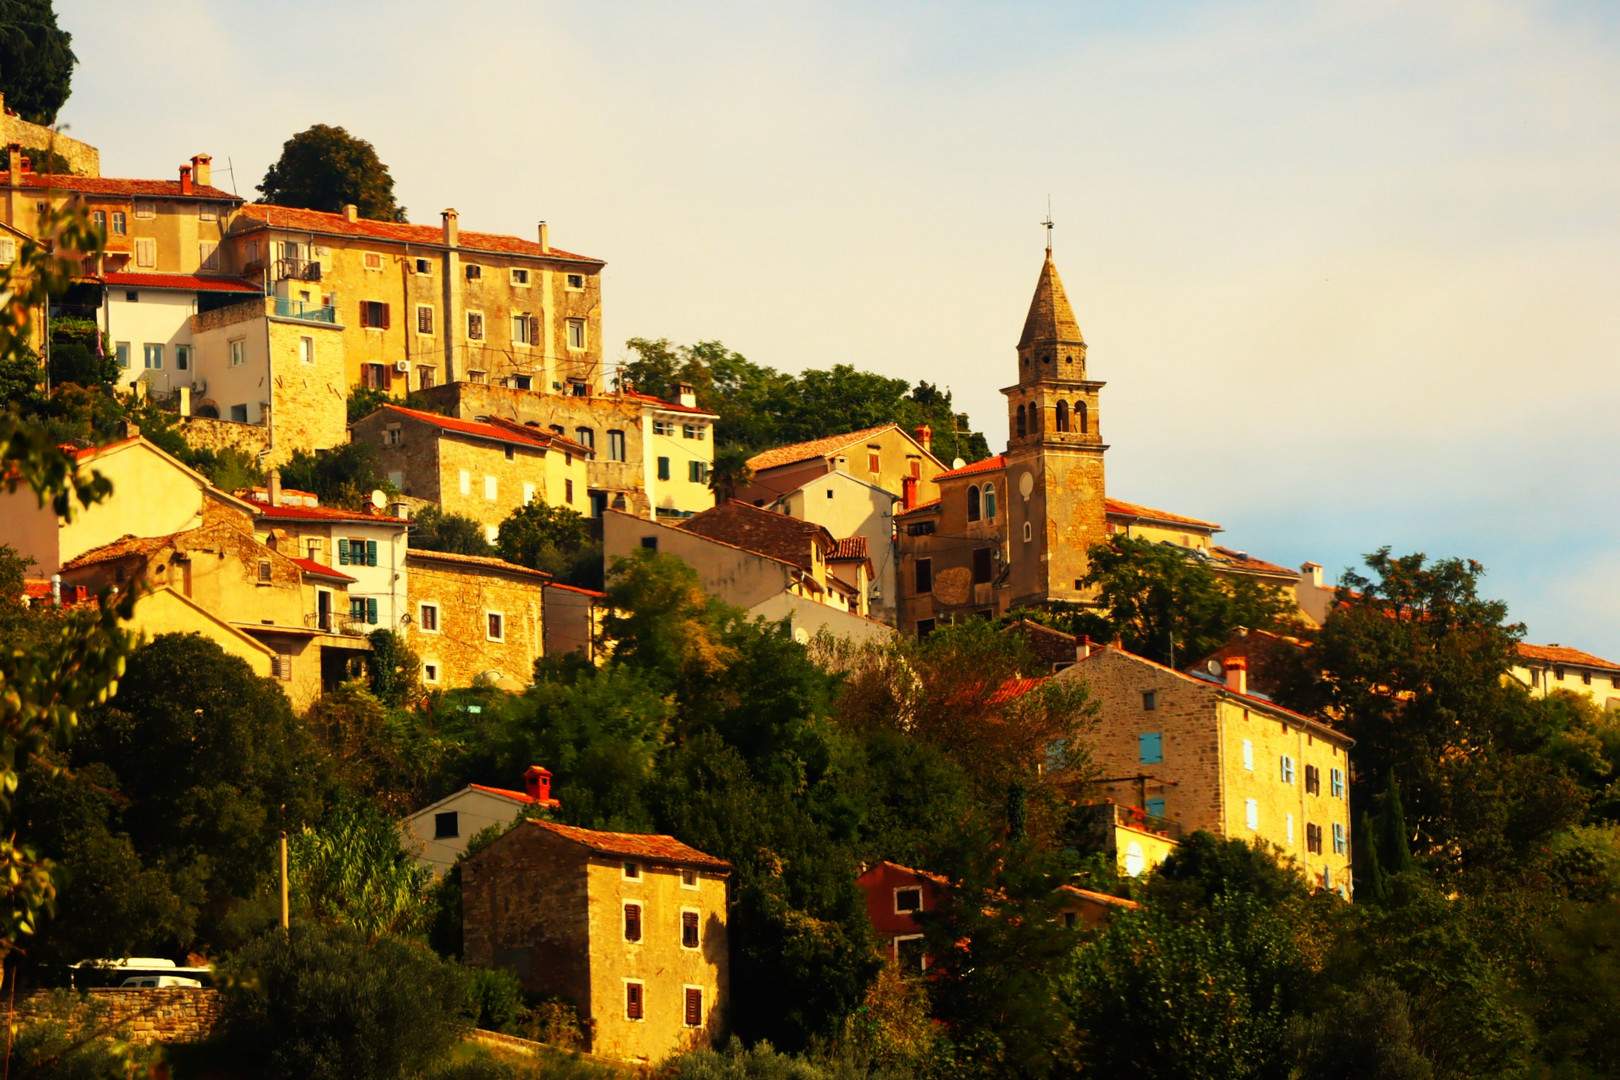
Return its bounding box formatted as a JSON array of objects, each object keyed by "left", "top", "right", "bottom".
[
  {"left": 466, "top": 966, "right": 528, "bottom": 1034},
  {"left": 219, "top": 923, "right": 473, "bottom": 1080}
]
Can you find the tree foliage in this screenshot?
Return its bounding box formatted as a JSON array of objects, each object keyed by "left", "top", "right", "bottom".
[
  {"left": 408, "top": 505, "right": 494, "bottom": 558},
  {"left": 257, "top": 124, "right": 406, "bottom": 222},
  {"left": 495, "top": 500, "right": 600, "bottom": 588},
  {"left": 0, "top": 0, "right": 76, "bottom": 124},
  {"left": 279, "top": 442, "right": 394, "bottom": 510}
]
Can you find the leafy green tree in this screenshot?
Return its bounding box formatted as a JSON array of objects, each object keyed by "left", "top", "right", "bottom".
[
  {"left": 257, "top": 124, "right": 406, "bottom": 222},
  {"left": 495, "top": 500, "right": 591, "bottom": 575},
  {"left": 290, "top": 796, "right": 432, "bottom": 940},
  {"left": 603, "top": 549, "right": 737, "bottom": 691},
  {"left": 708, "top": 445, "right": 754, "bottom": 503},
  {"left": 279, "top": 442, "right": 393, "bottom": 509},
  {"left": 409, "top": 505, "right": 494, "bottom": 557},
  {"left": 0, "top": 337, "right": 44, "bottom": 409},
  {"left": 365, "top": 628, "right": 421, "bottom": 709},
  {"left": 0, "top": 0, "right": 76, "bottom": 124},
  {"left": 1141, "top": 830, "right": 1309, "bottom": 918},
  {"left": 347, "top": 386, "right": 393, "bottom": 423},
  {"left": 1286, "top": 977, "right": 1435, "bottom": 1080}
]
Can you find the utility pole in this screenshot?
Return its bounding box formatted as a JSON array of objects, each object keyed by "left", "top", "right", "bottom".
[{"left": 279, "top": 804, "right": 289, "bottom": 939}]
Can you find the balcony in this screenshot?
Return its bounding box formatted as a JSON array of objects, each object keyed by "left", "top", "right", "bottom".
[
  {"left": 271, "top": 297, "right": 337, "bottom": 324},
  {"left": 274, "top": 257, "right": 322, "bottom": 282},
  {"left": 1106, "top": 801, "right": 1181, "bottom": 841}
]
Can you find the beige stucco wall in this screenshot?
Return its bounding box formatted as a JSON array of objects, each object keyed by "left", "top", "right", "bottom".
[
  {"left": 256, "top": 516, "right": 408, "bottom": 631},
  {"left": 1511, "top": 663, "right": 1620, "bottom": 711},
  {"left": 104, "top": 289, "right": 197, "bottom": 393},
  {"left": 602, "top": 510, "right": 791, "bottom": 611},
  {"left": 402, "top": 787, "right": 531, "bottom": 877},
  {"left": 775, "top": 471, "right": 899, "bottom": 624},
  {"left": 642, "top": 411, "right": 714, "bottom": 518},
  {"left": 747, "top": 592, "right": 894, "bottom": 646},
  {"left": 119, "top": 587, "right": 276, "bottom": 678}
]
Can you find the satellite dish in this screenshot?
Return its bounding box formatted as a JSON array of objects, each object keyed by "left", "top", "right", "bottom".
[
  {"left": 370, "top": 489, "right": 387, "bottom": 509},
  {"left": 952, "top": 457, "right": 967, "bottom": 470},
  {"left": 1207, "top": 659, "right": 1222, "bottom": 677}
]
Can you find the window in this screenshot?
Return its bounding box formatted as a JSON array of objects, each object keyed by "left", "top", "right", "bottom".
[
  {"left": 1286, "top": 812, "right": 1295, "bottom": 845},
  {"left": 640, "top": 537, "right": 658, "bottom": 551},
  {"left": 467, "top": 311, "right": 484, "bottom": 340},
  {"left": 175, "top": 345, "right": 190, "bottom": 371},
  {"left": 125, "top": 290, "right": 139, "bottom": 303},
  {"left": 1056, "top": 400, "right": 1070, "bottom": 432},
  {"left": 574, "top": 427, "right": 595, "bottom": 451},
  {"left": 984, "top": 482, "right": 997, "bottom": 519},
  {"left": 915, "top": 558, "right": 933, "bottom": 594},
  {"left": 360, "top": 301, "right": 390, "bottom": 329},
  {"left": 114, "top": 342, "right": 130, "bottom": 368},
  {"left": 565, "top": 479, "right": 574, "bottom": 503},
  {"left": 566, "top": 273, "right": 585, "bottom": 289},
  {"left": 230, "top": 404, "right": 249, "bottom": 423},
  {"left": 1280, "top": 755, "right": 1295, "bottom": 785},
  {"left": 135, "top": 238, "right": 156, "bottom": 267},
  {"left": 895, "top": 935, "right": 926, "bottom": 972},
  {"left": 1138, "top": 732, "right": 1163, "bottom": 764},
  {"left": 894, "top": 886, "right": 923, "bottom": 913},
  {"left": 423, "top": 662, "right": 439, "bottom": 684},
  {"left": 1305, "top": 764, "right": 1320, "bottom": 795},
  {"left": 908, "top": 521, "right": 936, "bottom": 537},
  {"left": 257, "top": 560, "right": 273, "bottom": 583},
  {"left": 1332, "top": 822, "right": 1347, "bottom": 855},
  {"left": 1023, "top": 521, "right": 1032, "bottom": 543},
  {"left": 363, "top": 251, "right": 383, "bottom": 271},
  {"left": 337, "top": 539, "right": 379, "bottom": 567},
  {"left": 362, "top": 363, "right": 390, "bottom": 390},
  {"left": 684, "top": 987, "right": 703, "bottom": 1028},
  {"left": 1242, "top": 739, "right": 1254, "bottom": 770},
  {"left": 1583, "top": 671, "right": 1592, "bottom": 685},
  {"left": 486, "top": 612, "right": 504, "bottom": 641},
  {"left": 349, "top": 597, "right": 379, "bottom": 625},
  {"left": 419, "top": 604, "right": 438, "bottom": 632},
  {"left": 1077, "top": 402, "right": 1089, "bottom": 433},
  {"left": 1306, "top": 823, "right": 1323, "bottom": 854},
  {"left": 199, "top": 201, "right": 218, "bottom": 221},
  {"left": 681, "top": 868, "right": 699, "bottom": 889},
  {"left": 623, "top": 902, "right": 642, "bottom": 942},
  {"left": 653, "top": 420, "right": 674, "bottom": 436},
  {"left": 522, "top": 482, "right": 536, "bottom": 506},
  {"left": 1330, "top": 768, "right": 1345, "bottom": 798},
  {"left": 143, "top": 343, "right": 163, "bottom": 370},
  {"left": 434, "top": 812, "right": 458, "bottom": 839},
  {"left": 134, "top": 199, "right": 156, "bottom": 219},
  {"left": 465, "top": 263, "right": 483, "bottom": 280},
  {"left": 229, "top": 339, "right": 246, "bottom": 367},
  {"left": 511, "top": 267, "right": 530, "bottom": 285},
  {"left": 299, "top": 336, "right": 314, "bottom": 364},
  {"left": 916, "top": 618, "right": 936, "bottom": 639},
  {"left": 1145, "top": 797, "right": 1166, "bottom": 818},
  {"left": 868, "top": 449, "right": 881, "bottom": 473},
  {"left": 480, "top": 475, "right": 496, "bottom": 501},
  {"left": 414, "top": 257, "right": 432, "bottom": 275},
  {"left": 566, "top": 318, "right": 586, "bottom": 349},
  {"left": 199, "top": 241, "right": 219, "bottom": 269},
  {"left": 418, "top": 366, "right": 436, "bottom": 389},
  {"left": 459, "top": 470, "right": 471, "bottom": 496},
  {"left": 512, "top": 314, "right": 537, "bottom": 345},
  {"left": 684, "top": 424, "right": 705, "bottom": 440},
  {"left": 608, "top": 430, "right": 626, "bottom": 462},
  {"left": 91, "top": 210, "right": 106, "bottom": 234},
  {"left": 681, "top": 909, "right": 700, "bottom": 949},
  {"left": 1142, "top": 690, "right": 1157, "bottom": 711},
  {"left": 1555, "top": 665, "right": 1565, "bottom": 681},
  {"left": 111, "top": 211, "right": 126, "bottom": 235},
  {"left": 625, "top": 983, "right": 644, "bottom": 1021},
  {"left": 623, "top": 861, "right": 641, "bottom": 880},
  {"left": 688, "top": 460, "right": 708, "bottom": 484},
  {"left": 971, "top": 547, "right": 993, "bottom": 584},
  {"left": 966, "top": 485, "right": 981, "bottom": 522},
  {"left": 1246, "top": 799, "right": 1260, "bottom": 831},
  {"left": 416, "top": 305, "right": 434, "bottom": 335},
  {"left": 657, "top": 456, "right": 670, "bottom": 481}
]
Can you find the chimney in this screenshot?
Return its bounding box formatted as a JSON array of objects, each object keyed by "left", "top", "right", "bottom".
[
  {"left": 441, "top": 208, "right": 459, "bottom": 248},
  {"left": 1077, "top": 635, "right": 1093, "bottom": 661},
  {"left": 50, "top": 573, "right": 60, "bottom": 606},
  {"left": 6, "top": 143, "right": 22, "bottom": 178},
  {"left": 1224, "top": 656, "right": 1248, "bottom": 696},
  {"left": 901, "top": 475, "right": 918, "bottom": 510},
  {"left": 343, "top": 203, "right": 359, "bottom": 222},
  {"left": 179, "top": 164, "right": 193, "bottom": 195},
  {"left": 537, "top": 221, "right": 549, "bottom": 253},
  {"left": 524, "top": 765, "right": 553, "bottom": 804},
  {"left": 677, "top": 382, "right": 697, "bottom": 409},
  {"left": 915, "top": 424, "right": 933, "bottom": 452},
  {"left": 190, "top": 154, "right": 212, "bottom": 187},
  {"left": 1300, "top": 561, "right": 1323, "bottom": 589},
  {"left": 267, "top": 468, "right": 282, "bottom": 507},
  {"left": 177, "top": 385, "right": 191, "bottom": 416}
]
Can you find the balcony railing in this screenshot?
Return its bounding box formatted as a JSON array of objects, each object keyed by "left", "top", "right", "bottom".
[
  {"left": 274, "top": 257, "right": 322, "bottom": 282},
  {"left": 272, "top": 297, "right": 337, "bottom": 323},
  {"left": 306, "top": 610, "right": 334, "bottom": 632},
  {"left": 1107, "top": 801, "right": 1182, "bottom": 841}
]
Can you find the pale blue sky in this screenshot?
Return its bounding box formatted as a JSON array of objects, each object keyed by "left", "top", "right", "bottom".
[{"left": 58, "top": 1, "right": 1620, "bottom": 654}]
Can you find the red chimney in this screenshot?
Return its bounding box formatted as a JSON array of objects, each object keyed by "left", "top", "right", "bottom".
[
  {"left": 179, "top": 164, "right": 193, "bottom": 195},
  {"left": 915, "top": 424, "right": 933, "bottom": 452},
  {"left": 1077, "top": 635, "right": 1092, "bottom": 661},
  {"left": 524, "top": 765, "right": 553, "bottom": 804},
  {"left": 901, "top": 475, "right": 918, "bottom": 510},
  {"left": 1224, "top": 656, "right": 1248, "bottom": 696}
]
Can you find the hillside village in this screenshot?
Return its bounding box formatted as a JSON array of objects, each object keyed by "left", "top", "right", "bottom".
[{"left": 1, "top": 85, "right": 1619, "bottom": 1080}]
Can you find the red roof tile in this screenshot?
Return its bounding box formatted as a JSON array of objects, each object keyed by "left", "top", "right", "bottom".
[
  {"left": 545, "top": 582, "right": 608, "bottom": 598},
  {"left": 521, "top": 819, "right": 732, "bottom": 870},
  {"left": 1105, "top": 497, "right": 1222, "bottom": 531},
  {"left": 406, "top": 548, "right": 550, "bottom": 580},
  {"left": 620, "top": 390, "right": 717, "bottom": 417},
  {"left": 481, "top": 414, "right": 593, "bottom": 456},
  {"left": 829, "top": 536, "right": 869, "bottom": 561},
  {"left": 1517, "top": 642, "right": 1620, "bottom": 672},
  {"left": 289, "top": 556, "right": 354, "bottom": 583},
  {"left": 935, "top": 455, "right": 1007, "bottom": 481},
  {"left": 1208, "top": 546, "right": 1295, "bottom": 578},
  {"left": 231, "top": 204, "right": 603, "bottom": 264},
  {"left": 377, "top": 404, "right": 555, "bottom": 450},
  {"left": 469, "top": 783, "right": 560, "bottom": 809},
  {"left": 746, "top": 425, "right": 896, "bottom": 472},
  {"left": 895, "top": 497, "right": 941, "bottom": 518},
  {"left": 99, "top": 272, "right": 260, "bottom": 293},
  {"left": 678, "top": 501, "right": 832, "bottom": 570},
  {"left": 0, "top": 172, "right": 240, "bottom": 201},
  {"left": 255, "top": 503, "right": 409, "bottom": 526}
]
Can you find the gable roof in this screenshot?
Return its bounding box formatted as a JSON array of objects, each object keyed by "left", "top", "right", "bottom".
[
  {"left": 60, "top": 532, "right": 175, "bottom": 570},
  {"left": 829, "top": 536, "right": 869, "bottom": 562},
  {"left": 935, "top": 454, "right": 1007, "bottom": 481},
  {"left": 895, "top": 497, "right": 941, "bottom": 518},
  {"left": 230, "top": 204, "right": 603, "bottom": 264},
  {"left": 468, "top": 783, "right": 560, "bottom": 809},
  {"left": 678, "top": 500, "right": 833, "bottom": 570},
  {"left": 1517, "top": 642, "right": 1620, "bottom": 672},
  {"left": 1208, "top": 546, "right": 1296, "bottom": 579},
  {"left": 99, "top": 272, "right": 260, "bottom": 293},
  {"left": 1019, "top": 250, "right": 1085, "bottom": 349},
  {"left": 289, "top": 556, "right": 355, "bottom": 583},
  {"left": 620, "top": 390, "right": 718, "bottom": 418},
  {"left": 406, "top": 548, "right": 551, "bottom": 581},
  {"left": 519, "top": 819, "right": 731, "bottom": 870},
  {"left": 254, "top": 502, "right": 409, "bottom": 526},
  {"left": 1105, "top": 497, "right": 1222, "bottom": 532},
  {"left": 746, "top": 425, "right": 901, "bottom": 473},
  {"left": 0, "top": 171, "right": 240, "bottom": 202},
  {"left": 372, "top": 404, "right": 553, "bottom": 451}
]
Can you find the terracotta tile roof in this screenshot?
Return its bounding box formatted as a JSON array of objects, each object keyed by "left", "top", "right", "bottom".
[
  {"left": 481, "top": 414, "right": 592, "bottom": 456},
  {"left": 895, "top": 497, "right": 941, "bottom": 518},
  {"left": 746, "top": 425, "right": 895, "bottom": 473},
  {"left": 231, "top": 204, "right": 603, "bottom": 264},
  {"left": 469, "top": 783, "right": 560, "bottom": 809},
  {"left": 406, "top": 548, "right": 551, "bottom": 580},
  {"left": 545, "top": 581, "right": 608, "bottom": 598},
  {"left": 377, "top": 404, "right": 556, "bottom": 451},
  {"left": 60, "top": 533, "right": 174, "bottom": 569},
  {"left": 0, "top": 172, "right": 240, "bottom": 201},
  {"left": 866, "top": 860, "right": 952, "bottom": 887},
  {"left": 1517, "top": 642, "right": 1620, "bottom": 672},
  {"left": 829, "top": 536, "right": 869, "bottom": 562},
  {"left": 255, "top": 503, "right": 409, "bottom": 526},
  {"left": 521, "top": 819, "right": 731, "bottom": 870},
  {"left": 620, "top": 390, "right": 717, "bottom": 417},
  {"left": 935, "top": 455, "right": 1007, "bottom": 481},
  {"left": 289, "top": 556, "right": 355, "bottom": 583},
  {"left": 67, "top": 435, "right": 141, "bottom": 462},
  {"left": 99, "top": 272, "right": 260, "bottom": 293},
  {"left": 985, "top": 675, "right": 1048, "bottom": 705},
  {"left": 678, "top": 501, "right": 833, "bottom": 570},
  {"left": 1105, "top": 497, "right": 1222, "bottom": 531},
  {"left": 1056, "top": 884, "right": 1140, "bottom": 910},
  {"left": 1208, "top": 546, "right": 1295, "bottom": 578}
]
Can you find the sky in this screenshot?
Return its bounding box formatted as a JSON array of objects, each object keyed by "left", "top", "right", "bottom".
[{"left": 57, "top": 0, "right": 1620, "bottom": 654}]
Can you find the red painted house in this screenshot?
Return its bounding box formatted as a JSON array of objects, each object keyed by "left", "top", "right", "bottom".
[{"left": 855, "top": 860, "right": 950, "bottom": 971}]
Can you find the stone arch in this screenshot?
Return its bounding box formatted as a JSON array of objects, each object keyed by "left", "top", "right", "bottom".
[
  {"left": 1055, "top": 400, "right": 1070, "bottom": 433},
  {"left": 1076, "top": 401, "right": 1089, "bottom": 433},
  {"left": 1016, "top": 404, "right": 1026, "bottom": 438},
  {"left": 966, "top": 484, "right": 981, "bottom": 522}
]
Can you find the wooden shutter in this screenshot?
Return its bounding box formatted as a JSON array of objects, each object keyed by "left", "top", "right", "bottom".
[
  {"left": 626, "top": 983, "right": 643, "bottom": 1020},
  {"left": 1138, "top": 732, "right": 1163, "bottom": 764},
  {"left": 624, "top": 903, "right": 641, "bottom": 942},
  {"left": 366, "top": 540, "right": 379, "bottom": 567},
  {"left": 684, "top": 987, "right": 701, "bottom": 1027},
  {"left": 359, "top": 303, "right": 370, "bottom": 329},
  {"left": 682, "top": 910, "right": 699, "bottom": 948},
  {"left": 337, "top": 539, "right": 350, "bottom": 565},
  {"left": 366, "top": 597, "right": 379, "bottom": 625}
]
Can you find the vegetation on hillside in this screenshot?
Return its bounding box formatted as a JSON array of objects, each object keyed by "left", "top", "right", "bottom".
[{"left": 0, "top": 0, "right": 76, "bottom": 125}]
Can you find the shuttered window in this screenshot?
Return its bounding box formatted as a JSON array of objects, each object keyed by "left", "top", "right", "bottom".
[
  {"left": 1330, "top": 768, "right": 1345, "bottom": 798},
  {"left": 366, "top": 597, "right": 378, "bottom": 625},
  {"left": 682, "top": 910, "right": 699, "bottom": 949},
  {"left": 623, "top": 902, "right": 642, "bottom": 942},
  {"left": 684, "top": 988, "right": 702, "bottom": 1028},
  {"left": 1144, "top": 797, "right": 1166, "bottom": 818},
  {"left": 366, "top": 540, "right": 378, "bottom": 567},
  {"left": 1138, "top": 732, "right": 1163, "bottom": 764},
  {"left": 337, "top": 539, "right": 350, "bottom": 565},
  {"left": 625, "top": 983, "right": 643, "bottom": 1020}
]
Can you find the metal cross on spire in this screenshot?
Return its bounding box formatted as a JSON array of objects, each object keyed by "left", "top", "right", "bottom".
[{"left": 1041, "top": 196, "right": 1055, "bottom": 252}]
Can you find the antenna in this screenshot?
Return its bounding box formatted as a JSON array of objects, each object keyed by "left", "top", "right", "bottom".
[
  {"left": 1041, "top": 196, "right": 1054, "bottom": 252},
  {"left": 224, "top": 157, "right": 239, "bottom": 196}
]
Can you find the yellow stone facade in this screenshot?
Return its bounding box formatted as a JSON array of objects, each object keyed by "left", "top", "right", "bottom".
[{"left": 405, "top": 550, "right": 547, "bottom": 691}]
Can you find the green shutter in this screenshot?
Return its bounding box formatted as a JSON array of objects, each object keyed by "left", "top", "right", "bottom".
[
  {"left": 337, "top": 538, "right": 350, "bottom": 565},
  {"left": 367, "top": 597, "right": 379, "bottom": 625},
  {"left": 366, "top": 540, "right": 378, "bottom": 567},
  {"left": 657, "top": 457, "right": 670, "bottom": 481}
]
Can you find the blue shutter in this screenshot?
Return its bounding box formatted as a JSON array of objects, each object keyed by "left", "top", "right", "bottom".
[
  {"left": 337, "top": 538, "right": 350, "bottom": 565},
  {"left": 1145, "top": 797, "right": 1166, "bottom": 818},
  {"left": 366, "top": 540, "right": 378, "bottom": 567},
  {"left": 1138, "top": 732, "right": 1163, "bottom": 764}
]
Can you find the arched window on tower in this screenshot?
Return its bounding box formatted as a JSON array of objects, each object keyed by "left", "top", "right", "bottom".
[
  {"left": 1055, "top": 400, "right": 1070, "bottom": 433},
  {"left": 966, "top": 485, "right": 981, "bottom": 522},
  {"left": 984, "top": 483, "right": 997, "bottom": 520},
  {"left": 1077, "top": 401, "right": 1089, "bottom": 433},
  {"left": 1016, "top": 405, "right": 1026, "bottom": 438},
  {"left": 1030, "top": 403, "right": 1041, "bottom": 432}
]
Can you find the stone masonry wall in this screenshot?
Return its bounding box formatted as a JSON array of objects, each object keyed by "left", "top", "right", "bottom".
[
  {"left": 12, "top": 988, "right": 222, "bottom": 1045},
  {"left": 176, "top": 415, "right": 270, "bottom": 459},
  {"left": 406, "top": 553, "right": 545, "bottom": 690}
]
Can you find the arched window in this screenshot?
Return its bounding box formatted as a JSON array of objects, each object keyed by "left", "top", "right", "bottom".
[
  {"left": 1016, "top": 405, "right": 1026, "bottom": 438},
  {"left": 1077, "top": 401, "right": 1089, "bottom": 433},
  {"left": 984, "top": 483, "right": 997, "bottom": 520},
  {"left": 1023, "top": 521, "right": 1033, "bottom": 543},
  {"left": 1055, "top": 400, "right": 1070, "bottom": 433},
  {"left": 1030, "top": 403, "right": 1041, "bottom": 431},
  {"left": 966, "top": 485, "right": 981, "bottom": 522}
]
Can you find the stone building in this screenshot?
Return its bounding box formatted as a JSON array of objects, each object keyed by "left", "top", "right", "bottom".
[
  {"left": 737, "top": 423, "right": 946, "bottom": 510},
  {"left": 404, "top": 548, "right": 548, "bottom": 691},
  {"left": 462, "top": 819, "right": 731, "bottom": 1063},
  {"left": 350, "top": 404, "right": 590, "bottom": 537},
  {"left": 1057, "top": 644, "right": 1354, "bottom": 893},
  {"left": 223, "top": 205, "right": 605, "bottom": 395},
  {"left": 402, "top": 766, "right": 560, "bottom": 876}
]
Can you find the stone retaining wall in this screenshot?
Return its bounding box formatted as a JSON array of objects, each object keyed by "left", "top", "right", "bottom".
[
  {"left": 176, "top": 414, "right": 271, "bottom": 459},
  {"left": 11, "top": 988, "right": 223, "bottom": 1045}
]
